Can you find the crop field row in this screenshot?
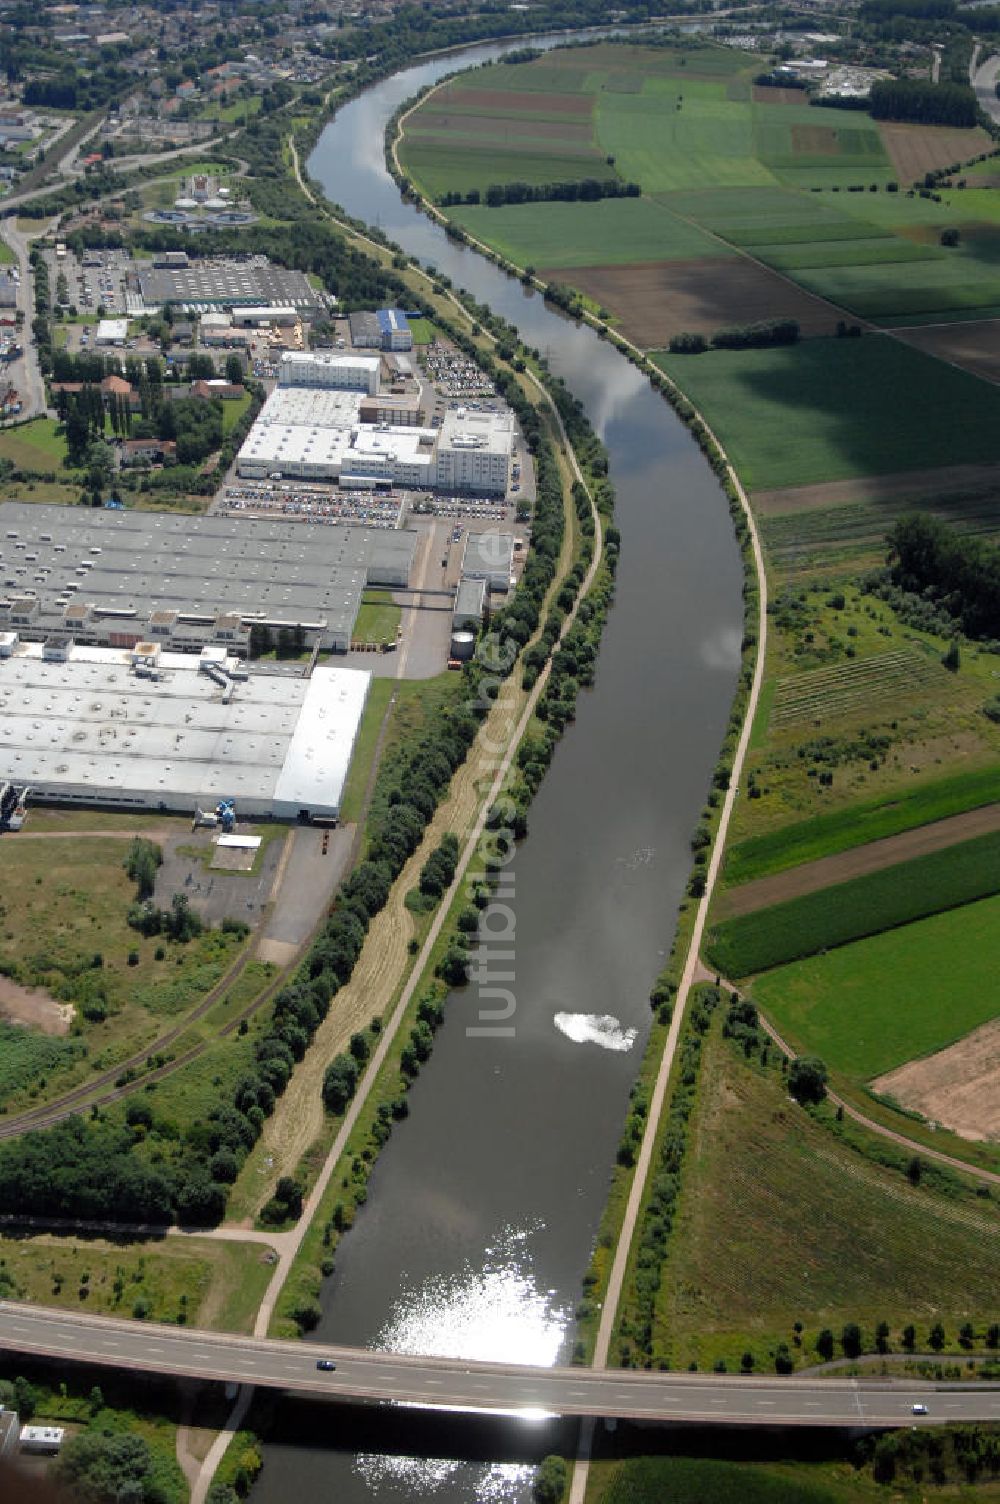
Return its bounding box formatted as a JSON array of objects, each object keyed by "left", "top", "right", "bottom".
[
  {"left": 706, "top": 829, "right": 1000, "bottom": 978},
  {"left": 724, "top": 765, "right": 1000, "bottom": 886},
  {"left": 754, "top": 237, "right": 937, "bottom": 270},
  {"left": 762, "top": 491, "right": 1000, "bottom": 565},
  {"left": 752, "top": 890, "right": 1000, "bottom": 1080},
  {"left": 771, "top": 649, "right": 940, "bottom": 727},
  {"left": 451, "top": 196, "right": 733, "bottom": 270}
]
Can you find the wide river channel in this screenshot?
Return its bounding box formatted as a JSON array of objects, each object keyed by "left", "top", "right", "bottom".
[{"left": 252, "top": 30, "right": 744, "bottom": 1504}]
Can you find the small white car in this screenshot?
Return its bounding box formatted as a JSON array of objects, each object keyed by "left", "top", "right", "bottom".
[{"left": 912, "top": 1403, "right": 928, "bottom": 1415}]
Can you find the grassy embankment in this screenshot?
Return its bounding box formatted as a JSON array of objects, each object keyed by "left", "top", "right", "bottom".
[{"left": 637, "top": 1013, "right": 1000, "bottom": 1374}]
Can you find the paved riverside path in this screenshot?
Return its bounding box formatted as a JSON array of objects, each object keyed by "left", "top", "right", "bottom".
[{"left": 3, "top": 1301, "right": 999, "bottom": 1428}]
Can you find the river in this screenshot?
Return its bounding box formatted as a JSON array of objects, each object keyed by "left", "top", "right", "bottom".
[{"left": 252, "top": 31, "right": 744, "bottom": 1504}]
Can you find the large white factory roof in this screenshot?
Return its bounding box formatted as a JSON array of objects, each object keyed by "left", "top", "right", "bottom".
[
  {"left": 0, "top": 644, "right": 370, "bottom": 819},
  {"left": 437, "top": 407, "right": 515, "bottom": 457},
  {"left": 256, "top": 386, "right": 364, "bottom": 429},
  {"left": 239, "top": 423, "right": 353, "bottom": 472}
]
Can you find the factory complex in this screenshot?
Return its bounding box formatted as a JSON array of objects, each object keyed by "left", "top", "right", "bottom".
[
  {"left": 0, "top": 503, "right": 416, "bottom": 654},
  {"left": 237, "top": 351, "right": 515, "bottom": 495},
  {"left": 0, "top": 640, "right": 371, "bottom": 821}
]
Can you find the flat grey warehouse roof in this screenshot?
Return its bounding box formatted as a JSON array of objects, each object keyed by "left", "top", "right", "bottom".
[
  {"left": 0, "top": 504, "right": 416, "bottom": 646},
  {"left": 138, "top": 260, "right": 321, "bottom": 313}
]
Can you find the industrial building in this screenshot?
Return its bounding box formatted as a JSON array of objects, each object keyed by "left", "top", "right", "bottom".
[
  {"left": 436, "top": 408, "right": 514, "bottom": 496},
  {"left": 231, "top": 306, "right": 300, "bottom": 328},
  {"left": 453, "top": 576, "right": 487, "bottom": 631},
  {"left": 95, "top": 318, "right": 128, "bottom": 346},
  {"left": 348, "top": 310, "right": 382, "bottom": 348},
  {"left": 278, "top": 350, "right": 381, "bottom": 396},
  {"left": 359, "top": 393, "right": 423, "bottom": 427},
  {"left": 137, "top": 258, "right": 321, "bottom": 315},
  {"left": 0, "top": 641, "right": 370, "bottom": 821},
  {"left": 377, "top": 309, "right": 413, "bottom": 351},
  {"left": 461, "top": 531, "right": 514, "bottom": 592},
  {"left": 0, "top": 504, "right": 416, "bottom": 653},
  {"left": 236, "top": 385, "right": 437, "bottom": 488}
]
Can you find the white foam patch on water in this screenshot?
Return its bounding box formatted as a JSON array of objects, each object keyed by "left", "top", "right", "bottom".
[{"left": 553, "top": 1012, "right": 637, "bottom": 1052}]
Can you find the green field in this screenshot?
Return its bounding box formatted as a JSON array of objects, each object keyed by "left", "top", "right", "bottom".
[
  {"left": 752, "top": 892, "right": 1000, "bottom": 1079},
  {"left": 406, "top": 316, "right": 435, "bottom": 344},
  {"left": 598, "top": 1457, "right": 856, "bottom": 1504},
  {"left": 0, "top": 418, "right": 68, "bottom": 472},
  {"left": 707, "top": 829, "right": 1000, "bottom": 978},
  {"left": 0, "top": 1228, "right": 274, "bottom": 1333},
  {"left": 652, "top": 337, "right": 1000, "bottom": 491},
  {"left": 220, "top": 391, "right": 251, "bottom": 432},
  {"left": 353, "top": 589, "right": 401, "bottom": 646},
  {"left": 596, "top": 92, "right": 774, "bottom": 193},
  {"left": 398, "top": 141, "right": 604, "bottom": 199},
  {"left": 452, "top": 196, "right": 732, "bottom": 269},
  {"left": 658, "top": 1029, "right": 1000, "bottom": 1371},
  {"left": 724, "top": 766, "right": 1000, "bottom": 886}
]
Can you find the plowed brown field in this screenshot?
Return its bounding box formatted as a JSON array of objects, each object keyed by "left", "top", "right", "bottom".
[
  {"left": 753, "top": 457, "right": 1000, "bottom": 513},
  {"left": 877, "top": 121, "right": 990, "bottom": 183},
  {"left": 894, "top": 318, "right": 1000, "bottom": 383},
  {"left": 873, "top": 1019, "right": 1000, "bottom": 1142},
  {"left": 541, "top": 257, "right": 842, "bottom": 347},
  {"left": 413, "top": 110, "right": 593, "bottom": 144}
]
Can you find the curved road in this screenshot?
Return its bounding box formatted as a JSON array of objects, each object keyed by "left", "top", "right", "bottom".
[{"left": 1, "top": 1303, "right": 997, "bottom": 1428}]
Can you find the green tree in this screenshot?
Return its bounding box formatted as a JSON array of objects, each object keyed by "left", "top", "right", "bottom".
[
  {"left": 842, "top": 1322, "right": 862, "bottom": 1358},
  {"left": 875, "top": 1321, "right": 891, "bottom": 1354},
  {"left": 929, "top": 1320, "right": 946, "bottom": 1351},
  {"left": 788, "top": 1055, "right": 828, "bottom": 1105},
  {"left": 534, "top": 1454, "right": 568, "bottom": 1503}
]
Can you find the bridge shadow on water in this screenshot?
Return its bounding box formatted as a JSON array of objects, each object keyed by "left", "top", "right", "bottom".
[
  {"left": 250, "top": 1394, "right": 861, "bottom": 1470},
  {"left": 249, "top": 1393, "right": 577, "bottom": 1466}
]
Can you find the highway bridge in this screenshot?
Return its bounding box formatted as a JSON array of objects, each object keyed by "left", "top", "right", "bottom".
[{"left": 1, "top": 1303, "right": 999, "bottom": 1428}]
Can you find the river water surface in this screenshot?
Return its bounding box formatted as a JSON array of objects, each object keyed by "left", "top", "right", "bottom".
[{"left": 252, "top": 33, "right": 744, "bottom": 1503}]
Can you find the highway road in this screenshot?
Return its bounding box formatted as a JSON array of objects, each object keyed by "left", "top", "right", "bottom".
[
  {"left": 971, "top": 45, "right": 1000, "bottom": 126},
  {"left": 1, "top": 1303, "right": 999, "bottom": 1428}
]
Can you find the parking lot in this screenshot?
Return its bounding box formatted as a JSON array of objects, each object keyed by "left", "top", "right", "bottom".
[
  {"left": 420, "top": 340, "right": 497, "bottom": 400},
  {"left": 47, "top": 247, "right": 132, "bottom": 320},
  {"left": 218, "top": 481, "right": 404, "bottom": 527}
]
